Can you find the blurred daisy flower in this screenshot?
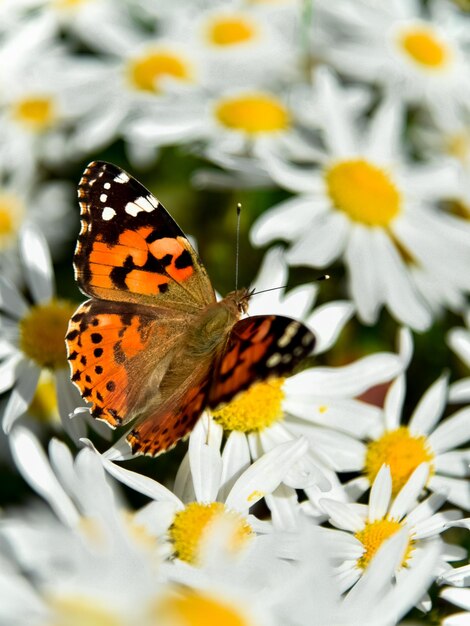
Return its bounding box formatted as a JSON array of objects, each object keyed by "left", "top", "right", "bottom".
[
  {"left": 0, "top": 224, "right": 91, "bottom": 440},
  {"left": 326, "top": 366, "right": 470, "bottom": 511},
  {"left": 251, "top": 68, "right": 470, "bottom": 329},
  {"left": 316, "top": 0, "right": 470, "bottom": 114},
  {"left": 91, "top": 414, "right": 320, "bottom": 564},
  {"left": 316, "top": 463, "right": 464, "bottom": 608},
  {"left": 0, "top": 15, "right": 108, "bottom": 181},
  {"left": 167, "top": 513, "right": 441, "bottom": 626}
]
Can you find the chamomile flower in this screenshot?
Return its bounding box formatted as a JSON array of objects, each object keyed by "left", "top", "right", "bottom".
[
  {"left": 0, "top": 225, "right": 89, "bottom": 440},
  {"left": 90, "top": 414, "right": 317, "bottom": 565},
  {"left": 317, "top": 463, "right": 464, "bottom": 606},
  {"left": 8, "top": 424, "right": 165, "bottom": 557},
  {"left": 251, "top": 68, "right": 469, "bottom": 329},
  {"left": 316, "top": 0, "right": 470, "bottom": 114},
  {"left": 325, "top": 366, "right": 470, "bottom": 511}
]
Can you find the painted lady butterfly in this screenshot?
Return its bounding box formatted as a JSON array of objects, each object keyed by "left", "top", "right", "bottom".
[{"left": 66, "top": 162, "right": 315, "bottom": 457}]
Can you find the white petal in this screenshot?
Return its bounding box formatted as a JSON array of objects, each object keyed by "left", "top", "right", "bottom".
[
  {"left": 344, "top": 225, "right": 382, "bottom": 324},
  {"left": 441, "top": 587, "right": 470, "bottom": 610},
  {"left": 316, "top": 67, "right": 357, "bottom": 157},
  {"left": 449, "top": 378, "right": 470, "bottom": 403},
  {"left": 373, "top": 229, "right": 432, "bottom": 331},
  {"left": 225, "top": 437, "right": 309, "bottom": 512},
  {"left": 389, "top": 463, "right": 429, "bottom": 521},
  {"left": 409, "top": 374, "right": 448, "bottom": 437},
  {"left": 173, "top": 452, "right": 195, "bottom": 503},
  {"left": 320, "top": 499, "right": 365, "bottom": 532},
  {"left": 251, "top": 246, "right": 287, "bottom": 292},
  {"left": 384, "top": 374, "right": 406, "bottom": 431},
  {"left": 405, "top": 492, "right": 449, "bottom": 528},
  {"left": 0, "top": 352, "right": 22, "bottom": 394},
  {"left": 435, "top": 450, "right": 470, "bottom": 477},
  {"left": 250, "top": 196, "right": 325, "bottom": 246},
  {"left": 0, "top": 278, "right": 28, "bottom": 318},
  {"left": 428, "top": 407, "right": 470, "bottom": 454},
  {"left": 19, "top": 223, "right": 54, "bottom": 303},
  {"left": 429, "top": 475, "right": 470, "bottom": 510},
  {"left": 219, "top": 431, "right": 251, "bottom": 503},
  {"left": 2, "top": 361, "right": 40, "bottom": 433},
  {"left": 9, "top": 425, "right": 79, "bottom": 527},
  {"left": 264, "top": 484, "right": 300, "bottom": 531},
  {"left": 54, "top": 369, "right": 87, "bottom": 442},
  {"left": 448, "top": 328, "right": 470, "bottom": 368},
  {"left": 369, "top": 465, "right": 392, "bottom": 522},
  {"left": 286, "top": 210, "right": 349, "bottom": 267},
  {"left": 189, "top": 416, "right": 223, "bottom": 504},
  {"left": 308, "top": 300, "right": 355, "bottom": 355},
  {"left": 285, "top": 350, "right": 405, "bottom": 398},
  {"left": 364, "top": 96, "right": 403, "bottom": 162},
  {"left": 81, "top": 438, "right": 182, "bottom": 506}
]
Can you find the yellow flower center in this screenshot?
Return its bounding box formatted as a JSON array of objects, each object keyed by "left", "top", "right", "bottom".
[
  {"left": 0, "top": 192, "right": 24, "bottom": 247},
  {"left": 155, "top": 590, "right": 250, "bottom": 626},
  {"left": 446, "top": 131, "right": 470, "bottom": 164},
  {"left": 20, "top": 299, "right": 77, "bottom": 370},
  {"left": 47, "top": 596, "right": 123, "bottom": 626},
  {"left": 212, "top": 378, "right": 285, "bottom": 433},
  {"left": 169, "top": 502, "right": 253, "bottom": 565},
  {"left": 399, "top": 27, "right": 449, "bottom": 69},
  {"left": 128, "top": 50, "right": 192, "bottom": 93},
  {"left": 215, "top": 93, "right": 290, "bottom": 134},
  {"left": 355, "top": 518, "right": 412, "bottom": 570},
  {"left": 207, "top": 16, "right": 256, "bottom": 46},
  {"left": 365, "top": 427, "right": 434, "bottom": 495},
  {"left": 28, "top": 371, "right": 60, "bottom": 424},
  {"left": 325, "top": 159, "right": 401, "bottom": 226},
  {"left": 13, "top": 96, "right": 57, "bottom": 131}
]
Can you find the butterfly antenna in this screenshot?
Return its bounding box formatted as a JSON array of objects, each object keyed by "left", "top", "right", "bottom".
[
  {"left": 251, "top": 274, "right": 330, "bottom": 297},
  {"left": 235, "top": 203, "right": 241, "bottom": 291}
]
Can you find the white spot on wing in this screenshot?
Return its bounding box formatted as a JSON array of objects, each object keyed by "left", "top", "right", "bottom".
[
  {"left": 148, "top": 194, "right": 159, "bottom": 208},
  {"left": 267, "top": 353, "right": 281, "bottom": 367},
  {"left": 125, "top": 202, "right": 140, "bottom": 217},
  {"left": 134, "top": 196, "right": 156, "bottom": 213},
  {"left": 114, "top": 172, "right": 130, "bottom": 184},
  {"left": 104, "top": 182, "right": 111, "bottom": 190},
  {"left": 100, "top": 194, "right": 107, "bottom": 203},
  {"left": 277, "top": 321, "right": 300, "bottom": 348},
  {"left": 102, "top": 207, "right": 116, "bottom": 221}
]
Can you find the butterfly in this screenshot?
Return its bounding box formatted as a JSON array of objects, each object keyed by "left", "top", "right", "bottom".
[{"left": 66, "top": 161, "right": 316, "bottom": 457}]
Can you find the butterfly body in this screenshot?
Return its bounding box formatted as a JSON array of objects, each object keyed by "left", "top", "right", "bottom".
[{"left": 66, "top": 162, "right": 315, "bottom": 457}]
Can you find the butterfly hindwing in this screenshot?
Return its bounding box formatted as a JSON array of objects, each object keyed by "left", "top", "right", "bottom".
[
  {"left": 209, "top": 315, "right": 315, "bottom": 408},
  {"left": 75, "top": 161, "right": 215, "bottom": 309},
  {"left": 66, "top": 299, "right": 189, "bottom": 428}
]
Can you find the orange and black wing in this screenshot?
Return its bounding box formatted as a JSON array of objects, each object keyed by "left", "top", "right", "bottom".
[{"left": 75, "top": 161, "right": 215, "bottom": 310}]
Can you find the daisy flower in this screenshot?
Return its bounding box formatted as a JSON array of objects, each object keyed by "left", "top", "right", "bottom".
[
  {"left": 316, "top": 358, "right": 470, "bottom": 510},
  {"left": 167, "top": 513, "right": 441, "bottom": 626},
  {"left": 0, "top": 224, "right": 93, "bottom": 441},
  {"left": 251, "top": 68, "right": 470, "bottom": 329},
  {"left": 448, "top": 309, "right": 470, "bottom": 403},
  {"left": 315, "top": 0, "right": 470, "bottom": 114},
  {"left": 0, "top": 15, "right": 108, "bottom": 181},
  {"left": 89, "top": 413, "right": 318, "bottom": 564},
  {"left": 316, "top": 463, "right": 464, "bottom": 608}
]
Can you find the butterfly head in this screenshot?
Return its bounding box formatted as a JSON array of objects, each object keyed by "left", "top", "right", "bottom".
[{"left": 225, "top": 287, "right": 251, "bottom": 316}]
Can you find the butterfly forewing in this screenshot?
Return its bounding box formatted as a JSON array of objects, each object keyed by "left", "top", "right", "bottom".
[{"left": 75, "top": 161, "right": 215, "bottom": 310}]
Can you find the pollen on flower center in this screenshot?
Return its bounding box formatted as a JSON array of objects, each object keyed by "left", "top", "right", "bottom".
[
  {"left": 325, "top": 159, "right": 401, "bottom": 226},
  {"left": 48, "top": 595, "right": 123, "bottom": 626},
  {"left": 399, "top": 27, "right": 450, "bottom": 69},
  {"left": 155, "top": 590, "right": 250, "bottom": 626},
  {"left": 365, "top": 426, "right": 434, "bottom": 495},
  {"left": 169, "top": 502, "right": 253, "bottom": 565},
  {"left": 128, "top": 50, "right": 192, "bottom": 93},
  {"left": 207, "top": 16, "right": 256, "bottom": 46},
  {"left": 355, "top": 518, "right": 412, "bottom": 570},
  {"left": 20, "top": 299, "right": 78, "bottom": 370},
  {"left": 212, "top": 378, "right": 285, "bottom": 432},
  {"left": 215, "top": 93, "right": 290, "bottom": 134},
  {"left": 13, "top": 96, "right": 57, "bottom": 131},
  {"left": 29, "top": 371, "right": 60, "bottom": 424}
]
